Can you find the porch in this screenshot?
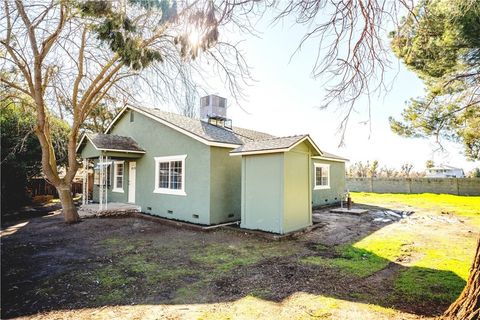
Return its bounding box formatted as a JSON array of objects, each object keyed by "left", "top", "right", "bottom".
[
  {"left": 77, "top": 133, "right": 145, "bottom": 212},
  {"left": 78, "top": 202, "right": 141, "bottom": 218}
]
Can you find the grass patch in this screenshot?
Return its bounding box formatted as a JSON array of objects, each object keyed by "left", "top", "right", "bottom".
[
  {"left": 394, "top": 267, "right": 466, "bottom": 303},
  {"left": 191, "top": 241, "right": 294, "bottom": 273},
  {"left": 351, "top": 192, "right": 480, "bottom": 227},
  {"left": 302, "top": 246, "right": 388, "bottom": 277},
  {"left": 302, "top": 233, "right": 415, "bottom": 277},
  {"left": 247, "top": 288, "right": 274, "bottom": 299}
]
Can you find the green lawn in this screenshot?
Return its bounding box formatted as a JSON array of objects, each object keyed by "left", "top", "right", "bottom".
[
  {"left": 329, "top": 192, "right": 480, "bottom": 303},
  {"left": 351, "top": 192, "right": 480, "bottom": 221}
]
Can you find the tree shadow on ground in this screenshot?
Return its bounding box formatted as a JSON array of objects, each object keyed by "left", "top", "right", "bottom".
[{"left": 0, "top": 203, "right": 468, "bottom": 318}]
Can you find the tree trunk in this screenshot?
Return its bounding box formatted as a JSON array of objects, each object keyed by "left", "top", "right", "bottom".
[
  {"left": 57, "top": 184, "right": 80, "bottom": 223},
  {"left": 441, "top": 238, "right": 480, "bottom": 320}
]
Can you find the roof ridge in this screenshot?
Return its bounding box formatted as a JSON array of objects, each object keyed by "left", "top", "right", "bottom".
[
  {"left": 255, "top": 134, "right": 308, "bottom": 142},
  {"left": 135, "top": 106, "right": 279, "bottom": 143}
]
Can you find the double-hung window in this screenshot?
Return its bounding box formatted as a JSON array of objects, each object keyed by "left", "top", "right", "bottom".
[
  {"left": 314, "top": 163, "right": 330, "bottom": 190},
  {"left": 112, "top": 161, "right": 124, "bottom": 193},
  {"left": 154, "top": 155, "right": 187, "bottom": 195}
]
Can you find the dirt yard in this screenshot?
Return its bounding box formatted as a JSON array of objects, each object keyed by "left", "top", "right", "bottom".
[{"left": 1, "top": 195, "right": 478, "bottom": 319}]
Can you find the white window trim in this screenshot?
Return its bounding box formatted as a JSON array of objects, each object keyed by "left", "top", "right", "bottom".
[
  {"left": 154, "top": 155, "right": 187, "bottom": 196},
  {"left": 112, "top": 160, "right": 125, "bottom": 193},
  {"left": 314, "top": 163, "right": 330, "bottom": 190}
]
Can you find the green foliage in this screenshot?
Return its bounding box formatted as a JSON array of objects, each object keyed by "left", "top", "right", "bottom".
[
  {"left": 425, "top": 160, "right": 434, "bottom": 168},
  {"left": 0, "top": 100, "right": 70, "bottom": 212},
  {"left": 390, "top": 0, "right": 480, "bottom": 160},
  {"left": 468, "top": 168, "right": 480, "bottom": 178},
  {"left": 78, "top": 0, "right": 178, "bottom": 70}
]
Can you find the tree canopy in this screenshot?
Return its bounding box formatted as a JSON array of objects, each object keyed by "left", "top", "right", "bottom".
[
  {"left": 1, "top": 99, "right": 69, "bottom": 212},
  {"left": 389, "top": 0, "right": 480, "bottom": 160}
]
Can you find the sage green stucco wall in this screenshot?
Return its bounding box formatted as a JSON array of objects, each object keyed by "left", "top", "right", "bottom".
[
  {"left": 241, "top": 153, "right": 284, "bottom": 233},
  {"left": 209, "top": 147, "right": 242, "bottom": 224},
  {"left": 241, "top": 142, "right": 314, "bottom": 234},
  {"left": 105, "top": 110, "right": 212, "bottom": 225},
  {"left": 283, "top": 144, "right": 312, "bottom": 233},
  {"left": 80, "top": 140, "right": 99, "bottom": 159},
  {"left": 312, "top": 159, "right": 346, "bottom": 207}
]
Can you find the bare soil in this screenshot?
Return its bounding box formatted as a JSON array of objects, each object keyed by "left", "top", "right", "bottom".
[{"left": 1, "top": 204, "right": 470, "bottom": 319}]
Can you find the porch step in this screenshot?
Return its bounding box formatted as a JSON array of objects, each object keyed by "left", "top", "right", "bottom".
[{"left": 78, "top": 203, "right": 141, "bottom": 218}]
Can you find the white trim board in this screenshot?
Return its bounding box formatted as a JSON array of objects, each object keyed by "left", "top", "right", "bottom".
[
  {"left": 153, "top": 154, "right": 187, "bottom": 196},
  {"left": 312, "top": 156, "right": 348, "bottom": 163},
  {"left": 112, "top": 160, "right": 125, "bottom": 193},
  {"left": 314, "top": 163, "right": 330, "bottom": 190}
]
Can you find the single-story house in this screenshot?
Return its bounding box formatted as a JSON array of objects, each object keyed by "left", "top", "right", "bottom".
[
  {"left": 425, "top": 165, "right": 465, "bottom": 178},
  {"left": 77, "top": 95, "right": 348, "bottom": 234}
]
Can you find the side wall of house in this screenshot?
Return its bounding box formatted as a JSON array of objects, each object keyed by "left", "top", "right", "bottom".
[
  {"left": 312, "top": 159, "right": 346, "bottom": 207},
  {"left": 209, "top": 147, "right": 242, "bottom": 224},
  {"left": 241, "top": 153, "right": 284, "bottom": 233},
  {"left": 106, "top": 110, "right": 212, "bottom": 225},
  {"left": 283, "top": 143, "right": 312, "bottom": 233}
]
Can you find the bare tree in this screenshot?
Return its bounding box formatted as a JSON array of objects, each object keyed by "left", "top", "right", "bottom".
[
  {"left": 271, "top": 0, "right": 414, "bottom": 143},
  {"left": 0, "top": 0, "right": 252, "bottom": 222}
]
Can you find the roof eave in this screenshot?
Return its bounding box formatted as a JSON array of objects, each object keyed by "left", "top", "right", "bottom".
[
  {"left": 312, "top": 156, "right": 349, "bottom": 163},
  {"left": 96, "top": 148, "right": 146, "bottom": 154},
  {"left": 230, "top": 148, "right": 290, "bottom": 156}
]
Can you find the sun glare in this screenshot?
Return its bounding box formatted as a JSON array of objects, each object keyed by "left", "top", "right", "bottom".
[{"left": 187, "top": 27, "right": 202, "bottom": 47}]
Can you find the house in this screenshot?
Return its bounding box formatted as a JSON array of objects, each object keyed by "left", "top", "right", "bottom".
[
  {"left": 425, "top": 165, "right": 465, "bottom": 178},
  {"left": 77, "top": 95, "right": 348, "bottom": 234}
]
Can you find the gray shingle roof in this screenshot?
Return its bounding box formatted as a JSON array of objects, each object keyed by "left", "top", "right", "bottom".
[
  {"left": 88, "top": 133, "right": 145, "bottom": 153},
  {"left": 134, "top": 106, "right": 275, "bottom": 145},
  {"left": 230, "top": 135, "right": 308, "bottom": 154},
  {"left": 318, "top": 151, "right": 349, "bottom": 161}
]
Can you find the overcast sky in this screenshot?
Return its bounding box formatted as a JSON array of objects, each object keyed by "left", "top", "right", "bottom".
[{"left": 159, "top": 8, "right": 479, "bottom": 173}]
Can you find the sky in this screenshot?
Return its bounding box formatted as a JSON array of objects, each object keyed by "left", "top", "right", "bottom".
[{"left": 158, "top": 7, "right": 479, "bottom": 173}]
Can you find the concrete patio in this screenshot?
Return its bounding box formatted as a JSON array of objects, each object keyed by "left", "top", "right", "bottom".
[{"left": 78, "top": 202, "right": 141, "bottom": 218}]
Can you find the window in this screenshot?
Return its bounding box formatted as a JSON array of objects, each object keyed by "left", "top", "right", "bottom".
[
  {"left": 130, "top": 111, "right": 134, "bottom": 122},
  {"left": 314, "top": 163, "right": 330, "bottom": 190},
  {"left": 94, "top": 163, "right": 111, "bottom": 186},
  {"left": 154, "top": 155, "right": 187, "bottom": 195},
  {"left": 112, "top": 161, "right": 124, "bottom": 192}
]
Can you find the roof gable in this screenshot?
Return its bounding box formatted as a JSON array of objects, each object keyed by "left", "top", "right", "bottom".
[
  {"left": 77, "top": 133, "right": 145, "bottom": 154},
  {"left": 230, "top": 135, "right": 322, "bottom": 156}
]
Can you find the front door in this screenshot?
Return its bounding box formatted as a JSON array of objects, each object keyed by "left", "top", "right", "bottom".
[{"left": 128, "top": 162, "right": 136, "bottom": 203}]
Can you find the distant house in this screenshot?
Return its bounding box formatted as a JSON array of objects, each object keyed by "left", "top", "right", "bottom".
[
  {"left": 425, "top": 165, "right": 465, "bottom": 178},
  {"left": 77, "top": 95, "right": 348, "bottom": 234}
]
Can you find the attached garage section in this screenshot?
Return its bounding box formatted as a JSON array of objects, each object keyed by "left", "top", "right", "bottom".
[{"left": 231, "top": 135, "right": 321, "bottom": 234}]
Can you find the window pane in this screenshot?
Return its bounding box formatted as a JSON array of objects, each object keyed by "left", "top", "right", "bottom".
[
  {"left": 322, "top": 177, "right": 328, "bottom": 185},
  {"left": 106, "top": 166, "right": 111, "bottom": 186},
  {"left": 322, "top": 168, "right": 328, "bottom": 178},
  {"left": 158, "top": 162, "right": 169, "bottom": 188},
  {"left": 316, "top": 167, "right": 322, "bottom": 186},
  {"left": 116, "top": 176, "right": 123, "bottom": 188},
  {"left": 116, "top": 163, "right": 123, "bottom": 175},
  {"left": 170, "top": 161, "right": 182, "bottom": 190},
  {"left": 114, "top": 163, "right": 123, "bottom": 189}
]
